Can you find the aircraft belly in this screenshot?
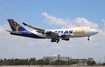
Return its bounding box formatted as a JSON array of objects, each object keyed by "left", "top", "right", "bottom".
[
  {"left": 30, "top": 31, "right": 46, "bottom": 38},
  {"left": 11, "top": 32, "right": 45, "bottom": 39}
]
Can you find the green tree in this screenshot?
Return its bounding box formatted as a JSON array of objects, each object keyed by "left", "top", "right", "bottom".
[
  {"left": 0, "top": 59, "right": 3, "bottom": 65},
  {"left": 53, "top": 60, "right": 66, "bottom": 65},
  {"left": 65, "top": 60, "right": 77, "bottom": 65},
  {"left": 44, "top": 58, "right": 50, "bottom": 65},
  {"left": 36, "top": 59, "right": 44, "bottom": 65},
  {"left": 29, "top": 58, "right": 36, "bottom": 65},
  {"left": 3, "top": 58, "right": 9, "bottom": 65},
  {"left": 103, "top": 63, "right": 105, "bottom": 65},
  {"left": 87, "top": 58, "right": 96, "bottom": 66}
]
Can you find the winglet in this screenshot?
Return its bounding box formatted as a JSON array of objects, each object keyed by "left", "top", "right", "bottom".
[{"left": 22, "top": 22, "right": 28, "bottom": 26}]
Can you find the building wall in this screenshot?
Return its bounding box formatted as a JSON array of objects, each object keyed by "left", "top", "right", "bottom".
[{"left": 43, "top": 55, "right": 71, "bottom": 61}]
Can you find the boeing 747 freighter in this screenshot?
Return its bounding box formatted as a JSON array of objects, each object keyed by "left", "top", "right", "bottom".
[{"left": 6, "top": 19, "right": 98, "bottom": 43}]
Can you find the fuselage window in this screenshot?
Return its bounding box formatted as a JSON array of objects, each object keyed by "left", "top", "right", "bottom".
[
  {"left": 58, "top": 31, "right": 60, "bottom": 33},
  {"left": 54, "top": 31, "right": 57, "bottom": 32},
  {"left": 64, "top": 30, "right": 68, "bottom": 34},
  {"left": 69, "top": 30, "right": 73, "bottom": 34},
  {"left": 61, "top": 31, "right": 63, "bottom": 33}
]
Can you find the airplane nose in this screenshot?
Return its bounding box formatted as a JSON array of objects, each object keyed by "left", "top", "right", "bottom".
[{"left": 93, "top": 29, "right": 99, "bottom": 34}]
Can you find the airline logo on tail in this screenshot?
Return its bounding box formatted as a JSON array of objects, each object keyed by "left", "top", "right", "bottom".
[
  {"left": 8, "top": 19, "right": 20, "bottom": 31},
  {"left": 8, "top": 19, "right": 26, "bottom": 31}
]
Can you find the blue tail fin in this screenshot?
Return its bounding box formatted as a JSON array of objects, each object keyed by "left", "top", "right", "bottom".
[{"left": 7, "top": 19, "right": 26, "bottom": 31}]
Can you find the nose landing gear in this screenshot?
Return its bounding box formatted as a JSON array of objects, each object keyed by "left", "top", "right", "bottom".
[{"left": 87, "top": 36, "right": 90, "bottom": 41}]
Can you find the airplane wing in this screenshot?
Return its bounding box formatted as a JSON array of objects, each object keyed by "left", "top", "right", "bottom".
[
  {"left": 22, "top": 22, "right": 58, "bottom": 36},
  {"left": 23, "top": 22, "right": 45, "bottom": 33}
]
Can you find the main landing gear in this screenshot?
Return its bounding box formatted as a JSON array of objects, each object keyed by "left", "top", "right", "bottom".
[
  {"left": 51, "top": 38, "right": 60, "bottom": 43},
  {"left": 87, "top": 36, "right": 90, "bottom": 41}
]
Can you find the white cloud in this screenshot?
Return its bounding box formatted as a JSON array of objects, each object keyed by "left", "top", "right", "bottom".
[
  {"left": 102, "top": 19, "right": 105, "bottom": 31},
  {"left": 0, "top": 12, "right": 105, "bottom": 62},
  {"left": 74, "top": 17, "right": 98, "bottom": 29},
  {"left": 102, "top": 19, "right": 105, "bottom": 26},
  {"left": 41, "top": 12, "right": 98, "bottom": 29},
  {"left": 41, "top": 12, "right": 69, "bottom": 26}
]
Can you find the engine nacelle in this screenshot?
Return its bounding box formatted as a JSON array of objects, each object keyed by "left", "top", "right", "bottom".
[
  {"left": 60, "top": 34, "right": 66, "bottom": 37},
  {"left": 62, "top": 38, "right": 69, "bottom": 41},
  {"left": 45, "top": 31, "right": 52, "bottom": 35}
]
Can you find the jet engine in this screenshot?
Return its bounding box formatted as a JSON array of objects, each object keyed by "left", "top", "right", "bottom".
[
  {"left": 62, "top": 38, "right": 69, "bottom": 41},
  {"left": 60, "top": 34, "right": 66, "bottom": 37},
  {"left": 45, "top": 31, "right": 52, "bottom": 35}
]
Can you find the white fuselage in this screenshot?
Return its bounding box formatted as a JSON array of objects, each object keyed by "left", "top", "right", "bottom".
[{"left": 30, "top": 27, "right": 98, "bottom": 39}]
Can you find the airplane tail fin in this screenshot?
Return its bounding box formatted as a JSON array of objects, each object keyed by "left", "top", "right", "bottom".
[{"left": 7, "top": 19, "right": 27, "bottom": 31}]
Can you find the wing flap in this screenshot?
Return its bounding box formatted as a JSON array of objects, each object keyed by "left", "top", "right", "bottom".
[{"left": 51, "top": 32, "right": 58, "bottom": 35}]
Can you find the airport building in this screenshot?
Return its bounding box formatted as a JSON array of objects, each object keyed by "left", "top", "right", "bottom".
[
  {"left": 43, "top": 55, "right": 87, "bottom": 65},
  {"left": 43, "top": 55, "right": 71, "bottom": 61}
]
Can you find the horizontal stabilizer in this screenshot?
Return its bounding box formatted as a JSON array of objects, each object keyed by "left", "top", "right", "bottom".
[{"left": 6, "top": 30, "right": 22, "bottom": 34}]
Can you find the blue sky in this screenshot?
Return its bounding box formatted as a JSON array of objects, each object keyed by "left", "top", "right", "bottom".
[
  {"left": 0, "top": 0, "right": 105, "bottom": 29},
  {"left": 0, "top": 0, "right": 105, "bottom": 62}
]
